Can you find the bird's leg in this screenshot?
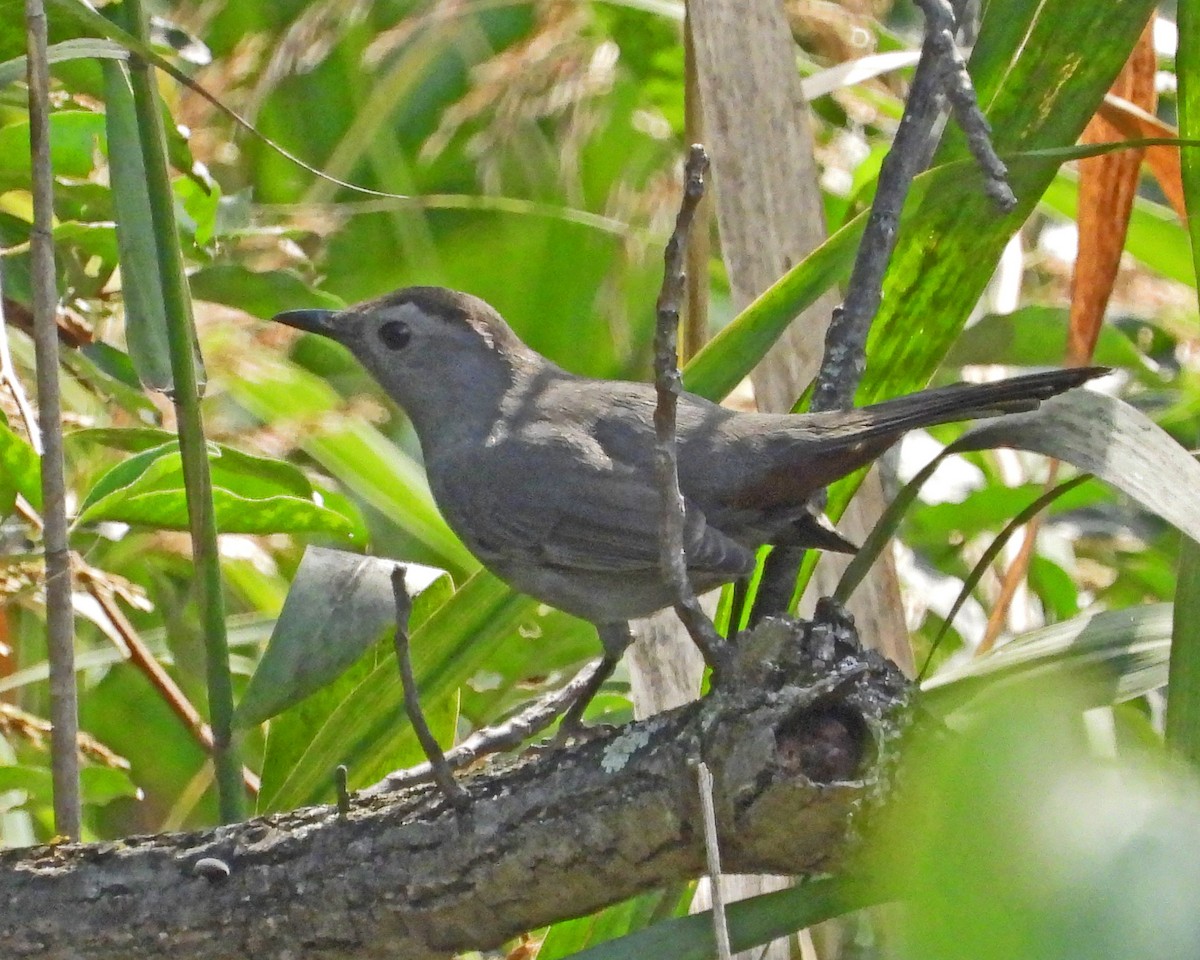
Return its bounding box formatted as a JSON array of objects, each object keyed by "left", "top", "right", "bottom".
[{"left": 555, "top": 621, "right": 633, "bottom": 741}]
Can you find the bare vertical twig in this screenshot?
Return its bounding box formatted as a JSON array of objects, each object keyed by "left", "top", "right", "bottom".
[
  {"left": 25, "top": 0, "right": 81, "bottom": 840},
  {"left": 391, "top": 567, "right": 467, "bottom": 809},
  {"left": 654, "top": 145, "right": 726, "bottom": 672},
  {"left": 695, "top": 760, "right": 732, "bottom": 960},
  {"left": 682, "top": 18, "right": 711, "bottom": 363}
]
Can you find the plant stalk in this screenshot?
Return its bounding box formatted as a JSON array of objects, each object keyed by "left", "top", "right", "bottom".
[
  {"left": 25, "top": 0, "right": 81, "bottom": 840},
  {"left": 122, "top": 0, "right": 244, "bottom": 821}
]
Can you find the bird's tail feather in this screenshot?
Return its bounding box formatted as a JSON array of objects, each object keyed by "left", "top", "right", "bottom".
[{"left": 843, "top": 365, "right": 1108, "bottom": 438}]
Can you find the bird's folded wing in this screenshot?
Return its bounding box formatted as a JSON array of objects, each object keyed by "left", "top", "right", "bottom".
[{"left": 455, "top": 456, "right": 753, "bottom": 578}]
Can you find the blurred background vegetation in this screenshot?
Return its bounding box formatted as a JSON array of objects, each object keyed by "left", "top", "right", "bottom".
[{"left": 2, "top": 0, "right": 1199, "bottom": 957}]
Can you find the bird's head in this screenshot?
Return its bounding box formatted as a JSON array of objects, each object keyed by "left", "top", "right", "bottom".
[{"left": 272, "top": 286, "right": 533, "bottom": 437}]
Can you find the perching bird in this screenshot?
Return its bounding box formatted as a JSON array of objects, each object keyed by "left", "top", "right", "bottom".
[{"left": 273, "top": 287, "right": 1104, "bottom": 716}]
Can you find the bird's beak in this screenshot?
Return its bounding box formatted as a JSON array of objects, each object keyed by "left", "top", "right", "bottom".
[{"left": 271, "top": 308, "right": 341, "bottom": 340}]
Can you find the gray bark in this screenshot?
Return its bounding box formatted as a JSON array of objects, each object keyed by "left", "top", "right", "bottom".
[{"left": 0, "top": 618, "right": 908, "bottom": 960}]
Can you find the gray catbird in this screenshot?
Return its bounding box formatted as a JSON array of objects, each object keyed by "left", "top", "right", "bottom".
[{"left": 273, "top": 286, "right": 1104, "bottom": 716}]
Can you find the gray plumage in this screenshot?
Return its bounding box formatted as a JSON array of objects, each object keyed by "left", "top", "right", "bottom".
[{"left": 273, "top": 286, "right": 1104, "bottom": 674}]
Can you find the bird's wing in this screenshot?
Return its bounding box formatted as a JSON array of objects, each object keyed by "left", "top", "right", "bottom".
[{"left": 440, "top": 440, "right": 754, "bottom": 578}]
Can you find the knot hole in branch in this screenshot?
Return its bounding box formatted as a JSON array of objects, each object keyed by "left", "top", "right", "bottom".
[{"left": 775, "top": 700, "right": 871, "bottom": 784}]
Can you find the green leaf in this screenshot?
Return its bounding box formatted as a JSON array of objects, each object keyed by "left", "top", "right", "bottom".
[
  {"left": 1167, "top": 538, "right": 1200, "bottom": 766},
  {"left": 685, "top": 0, "right": 1159, "bottom": 407},
  {"left": 922, "top": 604, "right": 1172, "bottom": 712},
  {"left": 228, "top": 354, "right": 476, "bottom": 573},
  {"left": 0, "top": 419, "right": 41, "bottom": 512},
  {"left": 258, "top": 568, "right": 591, "bottom": 811},
  {"left": 564, "top": 876, "right": 879, "bottom": 960},
  {"left": 943, "top": 306, "right": 1157, "bottom": 378},
  {"left": 0, "top": 111, "right": 107, "bottom": 187},
  {"left": 236, "top": 548, "right": 450, "bottom": 726},
  {"left": 102, "top": 60, "right": 174, "bottom": 391},
  {"left": 0, "top": 764, "right": 140, "bottom": 810},
  {"left": 189, "top": 265, "right": 344, "bottom": 320},
  {"left": 66, "top": 426, "right": 183, "bottom": 454},
  {"left": 0, "top": 37, "right": 127, "bottom": 86},
  {"left": 75, "top": 440, "right": 363, "bottom": 540}
]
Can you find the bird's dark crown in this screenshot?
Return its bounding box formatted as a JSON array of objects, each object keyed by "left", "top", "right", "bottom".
[
  {"left": 355, "top": 285, "right": 525, "bottom": 355},
  {"left": 368, "top": 286, "right": 477, "bottom": 326}
]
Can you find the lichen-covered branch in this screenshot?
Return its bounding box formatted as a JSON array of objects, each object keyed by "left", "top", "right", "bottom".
[{"left": 0, "top": 618, "right": 907, "bottom": 960}]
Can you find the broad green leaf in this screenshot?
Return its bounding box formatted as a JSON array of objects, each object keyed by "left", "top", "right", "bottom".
[
  {"left": 857, "top": 0, "right": 1157, "bottom": 408},
  {"left": 66, "top": 426, "right": 185, "bottom": 454},
  {"left": 78, "top": 440, "right": 314, "bottom": 513},
  {"left": 685, "top": 0, "right": 1159, "bottom": 406},
  {"left": 0, "top": 111, "right": 106, "bottom": 186},
  {"left": 943, "top": 307, "right": 1156, "bottom": 378},
  {"left": 258, "top": 568, "right": 592, "bottom": 811},
  {"left": 0, "top": 419, "right": 40, "bottom": 512},
  {"left": 81, "top": 487, "right": 361, "bottom": 539},
  {"left": 236, "top": 548, "right": 449, "bottom": 726},
  {"left": 103, "top": 60, "right": 173, "bottom": 390},
  {"left": 189, "top": 265, "right": 343, "bottom": 320},
  {"left": 75, "top": 440, "right": 362, "bottom": 540},
  {"left": 0, "top": 764, "right": 140, "bottom": 809},
  {"left": 682, "top": 142, "right": 1173, "bottom": 407}
]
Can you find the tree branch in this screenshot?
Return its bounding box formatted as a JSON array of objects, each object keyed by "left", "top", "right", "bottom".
[{"left": 0, "top": 618, "right": 907, "bottom": 960}]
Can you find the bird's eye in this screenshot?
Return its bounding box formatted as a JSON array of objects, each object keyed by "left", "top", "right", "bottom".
[{"left": 379, "top": 320, "right": 411, "bottom": 350}]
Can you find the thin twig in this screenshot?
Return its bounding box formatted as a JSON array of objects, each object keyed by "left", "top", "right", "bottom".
[
  {"left": 653, "top": 144, "right": 727, "bottom": 672},
  {"left": 25, "top": 0, "right": 81, "bottom": 840},
  {"left": 335, "top": 765, "right": 351, "bottom": 818},
  {"left": 77, "top": 565, "right": 262, "bottom": 795},
  {"left": 695, "top": 761, "right": 732, "bottom": 960},
  {"left": 682, "top": 18, "right": 711, "bottom": 363},
  {"left": 917, "top": 0, "right": 1015, "bottom": 210},
  {"left": 391, "top": 566, "right": 467, "bottom": 809},
  {"left": 753, "top": 0, "right": 1014, "bottom": 621},
  {"left": 810, "top": 35, "right": 947, "bottom": 417},
  {"left": 360, "top": 658, "right": 608, "bottom": 796}
]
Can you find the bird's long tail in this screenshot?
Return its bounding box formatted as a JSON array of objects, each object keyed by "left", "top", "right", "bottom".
[
  {"left": 770, "top": 366, "right": 1109, "bottom": 497},
  {"left": 852, "top": 365, "right": 1109, "bottom": 432},
  {"left": 727, "top": 367, "right": 1107, "bottom": 518}
]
